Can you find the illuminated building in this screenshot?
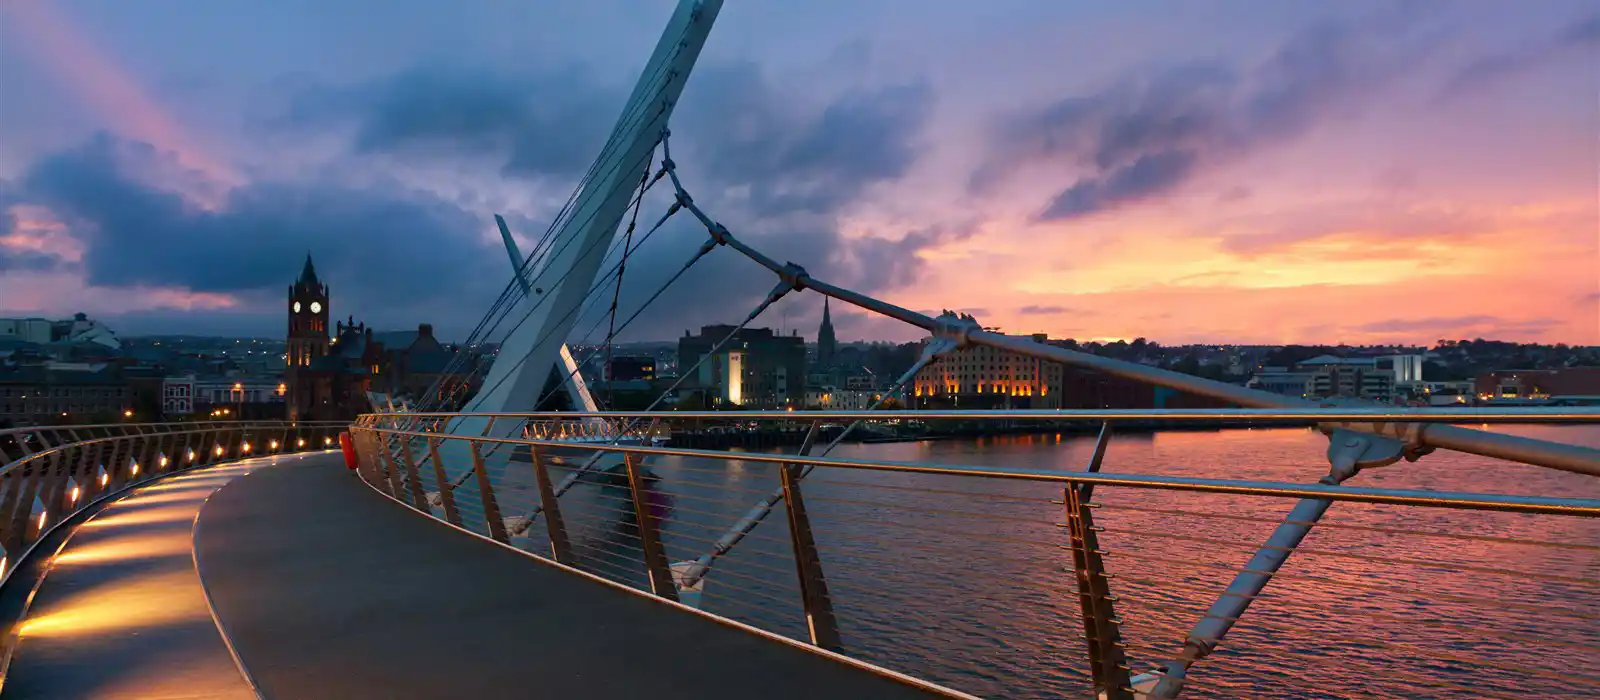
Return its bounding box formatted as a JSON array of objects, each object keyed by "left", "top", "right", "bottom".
[{"left": 912, "top": 334, "right": 1063, "bottom": 409}]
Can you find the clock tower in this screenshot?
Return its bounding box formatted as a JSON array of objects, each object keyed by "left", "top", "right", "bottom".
[{"left": 285, "top": 254, "right": 330, "bottom": 420}]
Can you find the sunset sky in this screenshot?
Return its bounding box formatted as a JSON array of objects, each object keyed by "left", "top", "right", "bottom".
[{"left": 1, "top": 0, "right": 1595, "bottom": 345}]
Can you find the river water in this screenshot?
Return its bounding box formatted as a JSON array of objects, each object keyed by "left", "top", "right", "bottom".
[{"left": 487, "top": 425, "right": 1600, "bottom": 699}]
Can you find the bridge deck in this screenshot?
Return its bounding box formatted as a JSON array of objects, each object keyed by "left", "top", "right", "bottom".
[
  {"left": 5, "top": 461, "right": 265, "bottom": 699},
  {"left": 191, "top": 454, "right": 945, "bottom": 699}
]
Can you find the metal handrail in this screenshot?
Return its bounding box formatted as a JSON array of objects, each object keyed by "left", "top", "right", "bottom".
[
  {"left": 0, "top": 420, "right": 349, "bottom": 583},
  {"left": 359, "top": 408, "right": 1600, "bottom": 478},
  {"left": 0, "top": 419, "right": 326, "bottom": 434},
  {"left": 0, "top": 421, "right": 349, "bottom": 475},
  {"left": 349, "top": 415, "right": 1598, "bottom": 698},
  {"left": 358, "top": 427, "right": 1599, "bottom": 516},
  {"left": 360, "top": 408, "right": 1600, "bottom": 422}
]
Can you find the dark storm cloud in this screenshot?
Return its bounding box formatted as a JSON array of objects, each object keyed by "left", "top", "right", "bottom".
[
  {"left": 0, "top": 247, "right": 64, "bottom": 273},
  {"left": 292, "top": 60, "right": 935, "bottom": 216},
  {"left": 627, "top": 62, "right": 941, "bottom": 332},
  {"left": 676, "top": 63, "right": 934, "bottom": 216},
  {"left": 979, "top": 15, "right": 1435, "bottom": 221},
  {"left": 286, "top": 59, "right": 941, "bottom": 339},
  {"left": 2, "top": 52, "right": 942, "bottom": 340},
  {"left": 287, "top": 67, "right": 623, "bottom": 180},
  {"left": 10, "top": 132, "right": 505, "bottom": 327},
  {"left": 1434, "top": 12, "right": 1600, "bottom": 102},
  {"left": 1039, "top": 150, "right": 1199, "bottom": 220}
]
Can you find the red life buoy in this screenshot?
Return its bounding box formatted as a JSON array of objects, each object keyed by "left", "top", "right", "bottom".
[{"left": 339, "top": 432, "right": 358, "bottom": 469}]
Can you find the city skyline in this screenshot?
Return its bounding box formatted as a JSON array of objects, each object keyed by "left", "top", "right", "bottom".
[{"left": 1, "top": 1, "right": 1596, "bottom": 346}]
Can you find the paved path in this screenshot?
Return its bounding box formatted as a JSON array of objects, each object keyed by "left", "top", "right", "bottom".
[
  {"left": 193, "top": 455, "right": 948, "bottom": 699},
  {"left": 4, "top": 459, "right": 281, "bottom": 699}
]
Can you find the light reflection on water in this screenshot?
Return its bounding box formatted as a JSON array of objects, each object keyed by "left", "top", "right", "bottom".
[{"left": 475, "top": 425, "right": 1600, "bottom": 699}]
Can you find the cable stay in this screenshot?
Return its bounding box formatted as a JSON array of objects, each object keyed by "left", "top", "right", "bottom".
[
  {"left": 419, "top": 161, "right": 693, "bottom": 508},
  {"left": 604, "top": 162, "right": 653, "bottom": 410},
  {"left": 499, "top": 281, "right": 795, "bottom": 538},
  {"left": 414, "top": 16, "right": 705, "bottom": 413},
  {"left": 417, "top": 140, "right": 671, "bottom": 415}
]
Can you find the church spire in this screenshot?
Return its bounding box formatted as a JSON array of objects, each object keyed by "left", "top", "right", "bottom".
[
  {"left": 298, "top": 253, "right": 320, "bottom": 288},
  {"left": 817, "top": 297, "right": 837, "bottom": 366}
]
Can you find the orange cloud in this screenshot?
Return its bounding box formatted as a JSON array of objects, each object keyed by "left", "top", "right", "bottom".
[
  {"left": 1, "top": 204, "right": 83, "bottom": 261},
  {"left": 851, "top": 194, "right": 1597, "bottom": 345},
  {"left": 0, "top": 269, "right": 239, "bottom": 315}
]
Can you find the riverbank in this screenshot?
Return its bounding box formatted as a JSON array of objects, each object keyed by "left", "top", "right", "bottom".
[{"left": 666, "top": 418, "right": 1321, "bottom": 449}]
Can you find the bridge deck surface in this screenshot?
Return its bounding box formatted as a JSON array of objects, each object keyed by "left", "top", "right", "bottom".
[
  {"left": 193, "top": 454, "right": 944, "bottom": 699},
  {"left": 6, "top": 461, "right": 266, "bottom": 699}
]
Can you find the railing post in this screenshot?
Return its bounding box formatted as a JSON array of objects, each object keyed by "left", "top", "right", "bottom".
[
  {"left": 468, "top": 441, "right": 508, "bottom": 542},
  {"left": 100, "top": 434, "right": 124, "bottom": 492},
  {"left": 528, "top": 444, "right": 572, "bottom": 564},
  {"left": 351, "top": 429, "right": 377, "bottom": 481},
  {"left": 1066, "top": 483, "right": 1131, "bottom": 699},
  {"left": 0, "top": 466, "right": 19, "bottom": 552},
  {"left": 1066, "top": 422, "right": 1132, "bottom": 700},
  {"left": 398, "top": 436, "right": 428, "bottom": 510},
  {"left": 779, "top": 460, "right": 841, "bottom": 650},
  {"left": 623, "top": 452, "right": 678, "bottom": 602},
  {"left": 779, "top": 422, "right": 841, "bottom": 650},
  {"left": 122, "top": 427, "right": 142, "bottom": 481},
  {"left": 149, "top": 429, "right": 168, "bottom": 473},
  {"left": 84, "top": 438, "right": 107, "bottom": 498},
  {"left": 426, "top": 438, "right": 461, "bottom": 526},
  {"left": 151, "top": 428, "right": 171, "bottom": 474},
  {"left": 70, "top": 440, "right": 96, "bottom": 505},
  {"left": 39, "top": 447, "right": 71, "bottom": 525},
  {"left": 6, "top": 446, "right": 49, "bottom": 553},
  {"left": 181, "top": 430, "right": 197, "bottom": 467},
  {"left": 205, "top": 428, "right": 222, "bottom": 463},
  {"left": 377, "top": 432, "right": 404, "bottom": 498}
]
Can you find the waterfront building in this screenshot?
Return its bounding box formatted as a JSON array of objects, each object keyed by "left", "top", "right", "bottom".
[
  {"left": 677, "top": 325, "right": 805, "bottom": 409},
  {"left": 913, "top": 333, "right": 1064, "bottom": 409},
  {"left": 1476, "top": 367, "right": 1600, "bottom": 401}
]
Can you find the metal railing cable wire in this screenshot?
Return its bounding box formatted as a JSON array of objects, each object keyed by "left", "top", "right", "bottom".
[
  {"left": 414, "top": 14, "right": 700, "bottom": 405},
  {"left": 350, "top": 411, "right": 1598, "bottom": 699},
  {"left": 0, "top": 421, "right": 348, "bottom": 584}
]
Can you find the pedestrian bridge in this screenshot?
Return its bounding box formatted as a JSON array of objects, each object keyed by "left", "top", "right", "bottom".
[{"left": 0, "top": 412, "right": 1596, "bottom": 699}]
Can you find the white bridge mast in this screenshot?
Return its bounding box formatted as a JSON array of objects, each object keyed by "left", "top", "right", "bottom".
[
  {"left": 454, "top": 0, "right": 723, "bottom": 437},
  {"left": 495, "top": 214, "right": 602, "bottom": 421}
]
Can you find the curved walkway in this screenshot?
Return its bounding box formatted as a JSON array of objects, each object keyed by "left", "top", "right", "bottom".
[
  {"left": 194, "top": 455, "right": 947, "bottom": 699},
  {"left": 3, "top": 455, "right": 310, "bottom": 699}
]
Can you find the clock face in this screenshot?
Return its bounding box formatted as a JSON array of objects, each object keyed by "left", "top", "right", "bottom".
[
  {"left": 310, "top": 301, "right": 323, "bottom": 314},
  {"left": 293, "top": 301, "right": 302, "bottom": 313}
]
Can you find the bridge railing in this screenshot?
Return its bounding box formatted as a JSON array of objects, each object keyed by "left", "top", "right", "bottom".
[
  {"left": 0, "top": 420, "right": 348, "bottom": 582},
  {"left": 350, "top": 410, "right": 1599, "bottom": 700}
]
